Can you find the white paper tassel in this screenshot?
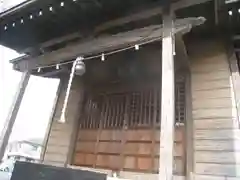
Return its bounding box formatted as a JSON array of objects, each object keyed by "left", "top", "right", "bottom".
[{"left": 135, "top": 44, "right": 139, "bottom": 50}]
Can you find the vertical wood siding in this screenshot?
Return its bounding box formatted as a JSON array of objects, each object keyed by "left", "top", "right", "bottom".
[
  {"left": 190, "top": 40, "right": 240, "bottom": 178},
  {"left": 43, "top": 77, "right": 83, "bottom": 166}
]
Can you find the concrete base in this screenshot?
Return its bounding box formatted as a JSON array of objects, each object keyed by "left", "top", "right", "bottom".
[{"left": 68, "top": 165, "right": 185, "bottom": 180}]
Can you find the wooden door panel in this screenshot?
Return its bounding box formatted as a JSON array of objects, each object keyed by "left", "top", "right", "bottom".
[
  {"left": 78, "top": 130, "right": 98, "bottom": 141},
  {"left": 125, "top": 130, "right": 152, "bottom": 142},
  {"left": 137, "top": 157, "right": 152, "bottom": 171},
  {"left": 96, "top": 155, "right": 120, "bottom": 170},
  {"left": 124, "top": 143, "right": 152, "bottom": 155},
  {"left": 99, "top": 130, "right": 122, "bottom": 141},
  {"left": 73, "top": 82, "right": 186, "bottom": 175},
  {"left": 76, "top": 142, "right": 95, "bottom": 153},
  {"left": 123, "top": 156, "right": 136, "bottom": 169},
  {"left": 98, "top": 142, "right": 121, "bottom": 154}
]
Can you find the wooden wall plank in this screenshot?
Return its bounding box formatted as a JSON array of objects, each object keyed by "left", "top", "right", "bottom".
[
  {"left": 193, "top": 98, "right": 232, "bottom": 109},
  {"left": 194, "top": 129, "right": 240, "bottom": 140},
  {"left": 191, "top": 62, "right": 228, "bottom": 73},
  {"left": 195, "top": 163, "right": 240, "bottom": 177},
  {"left": 192, "top": 88, "right": 231, "bottom": 100},
  {"left": 194, "top": 118, "right": 239, "bottom": 130},
  {"left": 191, "top": 53, "right": 227, "bottom": 64},
  {"left": 192, "top": 71, "right": 230, "bottom": 82},
  {"left": 195, "top": 151, "right": 240, "bottom": 164},
  {"left": 194, "top": 140, "right": 240, "bottom": 151},
  {"left": 193, "top": 108, "right": 234, "bottom": 119},
  {"left": 45, "top": 145, "right": 69, "bottom": 155},
  {"left": 51, "top": 123, "right": 72, "bottom": 132},
  {"left": 44, "top": 153, "right": 67, "bottom": 163},
  {"left": 192, "top": 79, "right": 230, "bottom": 91},
  {"left": 49, "top": 128, "right": 72, "bottom": 139},
  {"left": 47, "top": 136, "right": 71, "bottom": 147}
]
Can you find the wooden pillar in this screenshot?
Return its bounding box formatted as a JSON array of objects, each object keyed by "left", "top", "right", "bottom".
[
  {"left": 0, "top": 71, "right": 30, "bottom": 160},
  {"left": 159, "top": 3, "right": 175, "bottom": 180}
]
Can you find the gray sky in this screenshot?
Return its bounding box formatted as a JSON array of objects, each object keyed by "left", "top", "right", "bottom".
[{"left": 0, "top": 46, "right": 59, "bottom": 142}]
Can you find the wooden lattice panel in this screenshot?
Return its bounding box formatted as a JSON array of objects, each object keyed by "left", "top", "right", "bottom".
[{"left": 73, "top": 81, "right": 186, "bottom": 174}]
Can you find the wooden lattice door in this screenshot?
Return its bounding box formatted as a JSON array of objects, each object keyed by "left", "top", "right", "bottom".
[{"left": 73, "top": 81, "right": 186, "bottom": 175}]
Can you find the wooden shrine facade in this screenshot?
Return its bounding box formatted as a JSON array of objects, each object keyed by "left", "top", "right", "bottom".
[{"left": 1, "top": 0, "right": 240, "bottom": 180}]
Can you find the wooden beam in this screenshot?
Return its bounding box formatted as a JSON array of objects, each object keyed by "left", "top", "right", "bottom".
[
  {"left": 95, "top": 0, "right": 211, "bottom": 33},
  {"left": 159, "top": 2, "right": 175, "bottom": 180},
  {"left": 14, "top": 0, "right": 210, "bottom": 55},
  {"left": 0, "top": 72, "right": 30, "bottom": 160},
  {"left": 20, "top": 32, "right": 82, "bottom": 55},
  {"left": 12, "top": 18, "right": 204, "bottom": 73}
]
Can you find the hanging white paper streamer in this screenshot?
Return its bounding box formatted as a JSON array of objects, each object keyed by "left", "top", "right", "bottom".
[{"left": 59, "top": 59, "right": 78, "bottom": 123}]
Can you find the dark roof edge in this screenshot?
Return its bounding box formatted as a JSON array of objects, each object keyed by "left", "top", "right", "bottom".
[{"left": 0, "top": 0, "right": 37, "bottom": 19}]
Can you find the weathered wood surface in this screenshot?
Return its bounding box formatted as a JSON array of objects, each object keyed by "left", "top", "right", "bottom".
[
  {"left": 44, "top": 153, "right": 67, "bottom": 163},
  {"left": 194, "top": 129, "right": 240, "bottom": 140},
  {"left": 192, "top": 71, "right": 230, "bottom": 82},
  {"left": 43, "top": 77, "right": 83, "bottom": 166},
  {"left": 195, "top": 163, "right": 240, "bottom": 177},
  {"left": 192, "top": 79, "right": 231, "bottom": 91},
  {"left": 194, "top": 118, "right": 239, "bottom": 129},
  {"left": 195, "top": 151, "right": 240, "bottom": 164},
  {"left": 193, "top": 108, "right": 235, "bottom": 119},
  {"left": 159, "top": 5, "right": 175, "bottom": 179},
  {"left": 190, "top": 40, "right": 240, "bottom": 178},
  {"left": 193, "top": 98, "right": 232, "bottom": 109},
  {"left": 195, "top": 139, "right": 240, "bottom": 151},
  {"left": 74, "top": 128, "right": 185, "bottom": 174},
  {"left": 192, "top": 88, "right": 232, "bottom": 100}
]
